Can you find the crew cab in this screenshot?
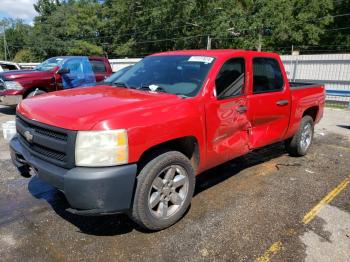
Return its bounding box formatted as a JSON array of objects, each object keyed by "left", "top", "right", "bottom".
[
  {"left": 0, "top": 56, "right": 112, "bottom": 106},
  {"left": 10, "top": 50, "right": 325, "bottom": 230}
]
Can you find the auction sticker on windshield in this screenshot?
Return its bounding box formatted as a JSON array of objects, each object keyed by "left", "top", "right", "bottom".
[{"left": 188, "top": 56, "right": 214, "bottom": 64}]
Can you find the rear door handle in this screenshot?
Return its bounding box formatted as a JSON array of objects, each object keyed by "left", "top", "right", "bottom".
[
  {"left": 276, "top": 100, "right": 289, "bottom": 106},
  {"left": 236, "top": 105, "right": 247, "bottom": 113}
]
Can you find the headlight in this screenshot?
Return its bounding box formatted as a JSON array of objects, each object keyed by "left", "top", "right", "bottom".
[
  {"left": 75, "top": 129, "right": 128, "bottom": 167},
  {"left": 5, "top": 81, "right": 23, "bottom": 90}
]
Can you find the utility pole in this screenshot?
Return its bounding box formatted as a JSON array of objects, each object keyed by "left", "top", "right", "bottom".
[
  {"left": 2, "top": 24, "right": 7, "bottom": 61},
  {"left": 257, "top": 33, "right": 262, "bottom": 52},
  {"left": 185, "top": 22, "right": 212, "bottom": 50},
  {"left": 206, "top": 35, "right": 211, "bottom": 50}
]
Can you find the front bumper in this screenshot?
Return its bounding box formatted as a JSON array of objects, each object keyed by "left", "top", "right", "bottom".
[
  {"left": 10, "top": 135, "right": 137, "bottom": 215},
  {"left": 0, "top": 95, "right": 22, "bottom": 106}
]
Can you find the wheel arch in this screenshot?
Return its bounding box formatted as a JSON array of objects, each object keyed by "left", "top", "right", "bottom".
[
  {"left": 136, "top": 136, "right": 200, "bottom": 174},
  {"left": 302, "top": 106, "right": 319, "bottom": 122}
]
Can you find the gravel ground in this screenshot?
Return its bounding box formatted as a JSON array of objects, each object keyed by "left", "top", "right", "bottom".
[{"left": 0, "top": 106, "right": 349, "bottom": 262}]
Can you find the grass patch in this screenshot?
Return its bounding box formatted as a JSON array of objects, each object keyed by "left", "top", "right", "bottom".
[{"left": 325, "top": 101, "right": 349, "bottom": 109}]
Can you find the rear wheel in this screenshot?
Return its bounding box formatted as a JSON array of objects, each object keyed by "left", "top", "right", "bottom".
[
  {"left": 130, "top": 151, "right": 195, "bottom": 231},
  {"left": 285, "top": 115, "right": 314, "bottom": 156}
]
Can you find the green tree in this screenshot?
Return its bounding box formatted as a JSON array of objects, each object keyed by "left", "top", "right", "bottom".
[
  {"left": 319, "top": 0, "right": 350, "bottom": 52},
  {"left": 13, "top": 49, "right": 37, "bottom": 62},
  {"left": 0, "top": 0, "right": 340, "bottom": 60},
  {"left": 31, "top": 0, "right": 104, "bottom": 59},
  {"left": 34, "top": 0, "right": 61, "bottom": 21},
  {"left": 201, "top": 0, "right": 333, "bottom": 53},
  {"left": 0, "top": 18, "right": 33, "bottom": 60},
  {"left": 67, "top": 40, "right": 103, "bottom": 55}
]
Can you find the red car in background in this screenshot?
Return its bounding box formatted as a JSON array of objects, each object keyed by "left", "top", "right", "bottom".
[{"left": 0, "top": 56, "right": 112, "bottom": 106}]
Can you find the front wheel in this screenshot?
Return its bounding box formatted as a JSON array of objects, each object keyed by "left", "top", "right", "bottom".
[
  {"left": 285, "top": 115, "right": 314, "bottom": 156},
  {"left": 130, "top": 151, "right": 195, "bottom": 231}
]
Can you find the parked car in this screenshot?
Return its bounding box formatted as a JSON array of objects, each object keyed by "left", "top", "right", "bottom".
[
  {"left": 0, "top": 56, "right": 112, "bottom": 106},
  {"left": 10, "top": 50, "right": 325, "bottom": 230},
  {"left": 0, "top": 61, "right": 21, "bottom": 72}
]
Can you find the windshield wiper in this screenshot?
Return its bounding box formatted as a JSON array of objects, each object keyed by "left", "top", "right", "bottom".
[
  {"left": 175, "top": 93, "right": 189, "bottom": 99},
  {"left": 139, "top": 85, "right": 189, "bottom": 98},
  {"left": 112, "top": 82, "right": 129, "bottom": 88},
  {"left": 139, "top": 84, "right": 167, "bottom": 93}
]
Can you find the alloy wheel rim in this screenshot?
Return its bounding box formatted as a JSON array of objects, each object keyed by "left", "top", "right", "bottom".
[
  {"left": 300, "top": 123, "right": 312, "bottom": 151},
  {"left": 148, "top": 165, "right": 189, "bottom": 219}
]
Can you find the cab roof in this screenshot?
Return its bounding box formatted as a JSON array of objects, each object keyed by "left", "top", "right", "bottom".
[{"left": 151, "top": 49, "right": 279, "bottom": 59}]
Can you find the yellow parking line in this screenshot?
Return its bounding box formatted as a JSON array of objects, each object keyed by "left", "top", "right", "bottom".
[
  {"left": 254, "top": 175, "right": 350, "bottom": 262},
  {"left": 253, "top": 241, "right": 282, "bottom": 262},
  {"left": 302, "top": 175, "right": 350, "bottom": 224}
]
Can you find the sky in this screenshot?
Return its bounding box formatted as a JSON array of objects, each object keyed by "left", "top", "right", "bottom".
[{"left": 0, "top": 0, "right": 38, "bottom": 24}]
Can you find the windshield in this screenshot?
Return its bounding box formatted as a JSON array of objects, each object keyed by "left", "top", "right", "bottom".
[
  {"left": 35, "top": 57, "right": 65, "bottom": 72},
  {"left": 104, "top": 65, "right": 132, "bottom": 83},
  {"left": 115, "top": 55, "right": 215, "bottom": 97}
]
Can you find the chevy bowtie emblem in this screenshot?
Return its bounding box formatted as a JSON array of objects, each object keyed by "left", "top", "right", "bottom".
[{"left": 24, "top": 130, "right": 34, "bottom": 143}]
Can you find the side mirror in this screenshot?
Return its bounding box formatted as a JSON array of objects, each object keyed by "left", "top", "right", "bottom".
[{"left": 57, "top": 68, "right": 70, "bottom": 74}]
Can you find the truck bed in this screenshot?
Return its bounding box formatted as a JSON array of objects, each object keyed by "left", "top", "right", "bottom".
[
  {"left": 285, "top": 82, "right": 325, "bottom": 140},
  {"left": 289, "top": 81, "right": 321, "bottom": 90}
]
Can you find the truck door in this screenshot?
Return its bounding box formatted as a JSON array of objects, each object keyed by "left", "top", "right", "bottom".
[
  {"left": 59, "top": 57, "right": 96, "bottom": 89},
  {"left": 59, "top": 58, "right": 84, "bottom": 89},
  {"left": 247, "top": 57, "right": 291, "bottom": 149},
  {"left": 205, "top": 57, "right": 251, "bottom": 169}
]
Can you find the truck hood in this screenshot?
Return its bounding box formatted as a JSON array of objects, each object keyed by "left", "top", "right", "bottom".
[
  {"left": 0, "top": 69, "right": 52, "bottom": 81},
  {"left": 17, "top": 86, "right": 183, "bottom": 130}
]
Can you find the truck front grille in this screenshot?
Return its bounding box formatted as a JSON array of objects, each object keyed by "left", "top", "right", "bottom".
[{"left": 16, "top": 114, "right": 77, "bottom": 169}]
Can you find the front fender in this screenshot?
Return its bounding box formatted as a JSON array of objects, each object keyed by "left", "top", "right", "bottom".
[{"left": 93, "top": 98, "right": 207, "bottom": 169}]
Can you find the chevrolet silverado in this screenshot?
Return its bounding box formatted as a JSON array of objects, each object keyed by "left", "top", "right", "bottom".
[{"left": 10, "top": 50, "right": 325, "bottom": 230}]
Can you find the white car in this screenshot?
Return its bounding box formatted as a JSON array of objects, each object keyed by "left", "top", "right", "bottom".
[{"left": 0, "top": 61, "right": 21, "bottom": 72}]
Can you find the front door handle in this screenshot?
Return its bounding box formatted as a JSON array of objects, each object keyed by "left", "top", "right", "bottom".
[
  {"left": 236, "top": 105, "right": 247, "bottom": 113},
  {"left": 276, "top": 100, "right": 289, "bottom": 106}
]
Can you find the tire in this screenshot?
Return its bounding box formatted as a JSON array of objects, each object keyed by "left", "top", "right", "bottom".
[
  {"left": 130, "top": 151, "right": 195, "bottom": 231},
  {"left": 17, "top": 165, "right": 31, "bottom": 178},
  {"left": 26, "top": 89, "right": 46, "bottom": 98},
  {"left": 285, "top": 115, "right": 314, "bottom": 157}
]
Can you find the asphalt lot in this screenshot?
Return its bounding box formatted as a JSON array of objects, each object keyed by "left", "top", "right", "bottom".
[{"left": 0, "top": 105, "right": 349, "bottom": 262}]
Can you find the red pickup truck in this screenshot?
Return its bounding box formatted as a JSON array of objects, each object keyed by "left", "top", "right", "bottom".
[
  {"left": 10, "top": 50, "right": 325, "bottom": 230},
  {"left": 0, "top": 56, "right": 112, "bottom": 106}
]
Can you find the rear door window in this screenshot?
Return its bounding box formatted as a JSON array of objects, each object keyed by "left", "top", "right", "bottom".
[
  {"left": 91, "top": 60, "right": 107, "bottom": 73},
  {"left": 253, "top": 58, "right": 284, "bottom": 94}
]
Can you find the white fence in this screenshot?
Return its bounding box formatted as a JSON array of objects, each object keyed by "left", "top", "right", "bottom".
[
  {"left": 108, "top": 58, "right": 141, "bottom": 71},
  {"left": 281, "top": 54, "right": 350, "bottom": 105},
  {"left": 18, "top": 62, "right": 40, "bottom": 69},
  {"left": 281, "top": 54, "right": 350, "bottom": 91}
]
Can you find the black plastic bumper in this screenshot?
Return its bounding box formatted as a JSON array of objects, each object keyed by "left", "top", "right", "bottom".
[{"left": 10, "top": 136, "right": 137, "bottom": 215}]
